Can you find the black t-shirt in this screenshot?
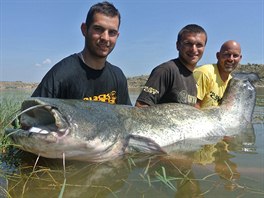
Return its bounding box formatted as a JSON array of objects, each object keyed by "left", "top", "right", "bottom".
[
  {"left": 32, "top": 54, "right": 131, "bottom": 105},
  {"left": 136, "top": 58, "right": 197, "bottom": 106}
]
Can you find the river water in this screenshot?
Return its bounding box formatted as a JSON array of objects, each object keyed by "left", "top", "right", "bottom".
[{"left": 0, "top": 87, "right": 263, "bottom": 198}]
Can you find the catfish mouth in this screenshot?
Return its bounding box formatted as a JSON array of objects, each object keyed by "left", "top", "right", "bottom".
[{"left": 18, "top": 100, "right": 70, "bottom": 138}]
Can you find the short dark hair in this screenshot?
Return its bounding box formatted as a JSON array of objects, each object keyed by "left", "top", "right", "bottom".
[
  {"left": 177, "top": 24, "right": 207, "bottom": 44},
  {"left": 85, "top": 1, "right": 121, "bottom": 29}
]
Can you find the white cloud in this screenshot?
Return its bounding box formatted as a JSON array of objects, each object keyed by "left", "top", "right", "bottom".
[
  {"left": 43, "top": 58, "right": 52, "bottom": 65},
  {"left": 35, "top": 58, "right": 52, "bottom": 68}
]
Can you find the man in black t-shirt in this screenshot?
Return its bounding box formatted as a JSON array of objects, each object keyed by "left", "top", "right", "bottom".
[
  {"left": 135, "top": 24, "right": 207, "bottom": 107},
  {"left": 32, "top": 2, "right": 131, "bottom": 105}
]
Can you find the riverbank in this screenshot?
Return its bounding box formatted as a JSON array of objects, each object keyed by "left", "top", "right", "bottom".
[{"left": 1, "top": 64, "right": 263, "bottom": 90}]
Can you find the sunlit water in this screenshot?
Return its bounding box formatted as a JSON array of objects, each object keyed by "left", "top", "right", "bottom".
[{"left": 0, "top": 88, "right": 263, "bottom": 198}]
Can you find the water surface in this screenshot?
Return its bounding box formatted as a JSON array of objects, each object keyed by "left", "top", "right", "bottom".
[{"left": 0, "top": 88, "right": 263, "bottom": 198}]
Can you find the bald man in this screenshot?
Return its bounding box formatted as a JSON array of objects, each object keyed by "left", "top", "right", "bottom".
[{"left": 193, "top": 40, "right": 242, "bottom": 108}]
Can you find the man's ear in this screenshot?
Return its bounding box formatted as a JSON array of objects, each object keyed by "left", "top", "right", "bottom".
[
  {"left": 81, "top": 23, "right": 88, "bottom": 36},
  {"left": 216, "top": 52, "right": 220, "bottom": 59},
  {"left": 176, "top": 41, "right": 179, "bottom": 51}
]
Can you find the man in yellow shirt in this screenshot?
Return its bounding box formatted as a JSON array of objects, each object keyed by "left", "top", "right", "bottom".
[{"left": 194, "top": 40, "right": 242, "bottom": 108}]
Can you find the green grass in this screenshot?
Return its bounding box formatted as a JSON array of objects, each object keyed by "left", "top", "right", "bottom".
[
  {"left": 0, "top": 97, "right": 21, "bottom": 132},
  {"left": 0, "top": 91, "right": 31, "bottom": 171},
  {"left": 0, "top": 90, "right": 31, "bottom": 132},
  {"left": 0, "top": 95, "right": 22, "bottom": 157}
]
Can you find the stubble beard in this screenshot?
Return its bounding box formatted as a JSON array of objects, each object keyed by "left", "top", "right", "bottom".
[{"left": 85, "top": 38, "right": 115, "bottom": 59}]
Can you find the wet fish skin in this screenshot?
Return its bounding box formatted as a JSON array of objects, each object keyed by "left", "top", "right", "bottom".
[{"left": 5, "top": 73, "right": 258, "bottom": 162}]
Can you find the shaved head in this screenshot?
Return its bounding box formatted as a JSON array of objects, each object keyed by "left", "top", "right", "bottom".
[
  {"left": 216, "top": 40, "right": 242, "bottom": 77},
  {"left": 220, "top": 40, "right": 241, "bottom": 54}
]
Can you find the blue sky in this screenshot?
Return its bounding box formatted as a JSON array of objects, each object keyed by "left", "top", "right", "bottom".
[{"left": 1, "top": 0, "right": 263, "bottom": 82}]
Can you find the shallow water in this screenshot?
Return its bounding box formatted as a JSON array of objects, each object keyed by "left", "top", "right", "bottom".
[{"left": 0, "top": 88, "right": 263, "bottom": 198}]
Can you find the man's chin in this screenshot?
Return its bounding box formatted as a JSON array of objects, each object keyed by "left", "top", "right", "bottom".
[
  {"left": 188, "top": 55, "right": 200, "bottom": 62},
  {"left": 188, "top": 58, "right": 200, "bottom": 66},
  {"left": 94, "top": 51, "right": 109, "bottom": 58},
  {"left": 224, "top": 67, "right": 235, "bottom": 72},
  {"left": 97, "top": 48, "right": 114, "bottom": 57}
]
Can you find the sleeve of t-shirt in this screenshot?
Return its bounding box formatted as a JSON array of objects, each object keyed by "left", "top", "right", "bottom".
[
  {"left": 120, "top": 83, "right": 132, "bottom": 106},
  {"left": 136, "top": 66, "right": 170, "bottom": 105},
  {"left": 116, "top": 70, "right": 132, "bottom": 106},
  {"left": 31, "top": 69, "right": 59, "bottom": 98},
  {"left": 193, "top": 70, "right": 209, "bottom": 101}
]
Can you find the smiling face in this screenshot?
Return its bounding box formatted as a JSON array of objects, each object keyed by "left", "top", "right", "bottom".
[
  {"left": 177, "top": 32, "right": 207, "bottom": 71},
  {"left": 216, "top": 41, "right": 242, "bottom": 74},
  {"left": 82, "top": 12, "right": 120, "bottom": 59}
]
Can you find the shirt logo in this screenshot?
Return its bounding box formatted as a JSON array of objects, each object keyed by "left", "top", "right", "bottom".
[
  {"left": 178, "top": 90, "right": 197, "bottom": 105},
  {"left": 209, "top": 91, "right": 221, "bottom": 104},
  {"left": 83, "top": 91, "right": 117, "bottom": 104},
  {"left": 142, "top": 86, "right": 159, "bottom": 95}
]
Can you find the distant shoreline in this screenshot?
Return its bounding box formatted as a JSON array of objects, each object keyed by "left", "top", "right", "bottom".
[
  {"left": 1, "top": 64, "right": 264, "bottom": 90},
  {"left": 1, "top": 75, "right": 263, "bottom": 91}
]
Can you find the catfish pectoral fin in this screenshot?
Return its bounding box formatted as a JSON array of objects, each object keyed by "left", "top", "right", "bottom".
[{"left": 125, "top": 135, "right": 166, "bottom": 154}]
